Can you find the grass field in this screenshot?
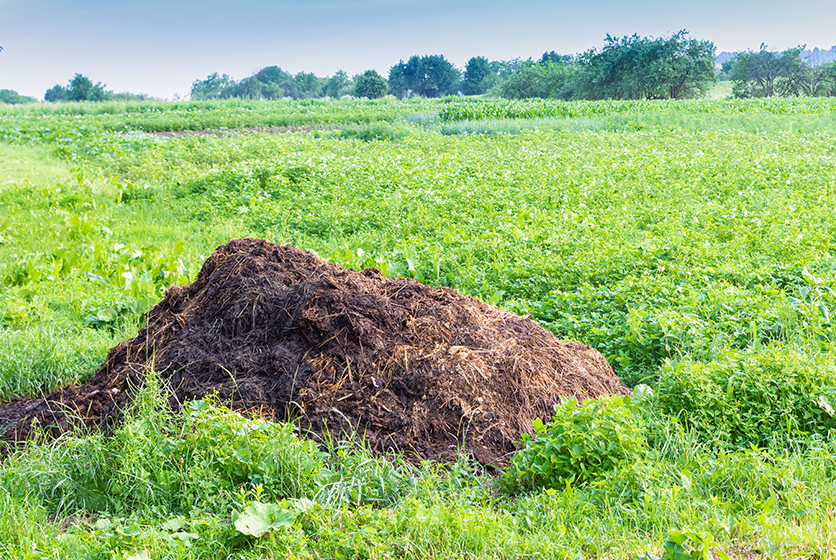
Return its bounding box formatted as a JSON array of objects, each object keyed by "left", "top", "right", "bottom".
[{"left": 2, "top": 97, "right": 836, "bottom": 559}]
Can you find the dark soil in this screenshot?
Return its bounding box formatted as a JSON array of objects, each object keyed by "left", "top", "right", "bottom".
[{"left": 0, "top": 238, "right": 629, "bottom": 465}]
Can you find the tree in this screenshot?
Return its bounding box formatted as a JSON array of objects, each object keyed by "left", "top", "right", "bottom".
[
  {"left": 462, "top": 56, "right": 498, "bottom": 95},
  {"left": 44, "top": 84, "right": 69, "bottom": 102},
  {"left": 499, "top": 59, "right": 575, "bottom": 100},
  {"left": 254, "top": 66, "right": 294, "bottom": 99},
  {"left": 68, "top": 73, "right": 108, "bottom": 101},
  {"left": 354, "top": 70, "right": 388, "bottom": 98},
  {"left": 44, "top": 74, "right": 109, "bottom": 102},
  {"left": 539, "top": 51, "right": 573, "bottom": 65},
  {"left": 576, "top": 31, "right": 716, "bottom": 100},
  {"left": 812, "top": 62, "right": 836, "bottom": 96},
  {"left": 387, "top": 61, "right": 410, "bottom": 98},
  {"left": 232, "top": 76, "right": 264, "bottom": 99},
  {"left": 730, "top": 45, "right": 813, "bottom": 97},
  {"left": 324, "top": 70, "right": 353, "bottom": 98},
  {"left": 0, "top": 89, "right": 38, "bottom": 104},
  {"left": 717, "top": 58, "right": 735, "bottom": 81},
  {"left": 293, "top": 72, "right": 323, "bottom": 99},
  {"left": 190, "top": 72, "right": 235, "bottom": 100},
  {"left": 775, "top": 47, "right": 813, "bottom": 97},
  {"left": 387, "top": 55, "right": 461, "bottom": 97}
]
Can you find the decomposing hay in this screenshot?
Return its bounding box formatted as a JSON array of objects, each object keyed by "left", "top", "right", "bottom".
[{"left": 1, "top": 238, "right": 629, "bottom": 464}]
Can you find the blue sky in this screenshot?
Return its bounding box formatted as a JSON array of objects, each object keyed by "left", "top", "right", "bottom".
[{"left": 2, "top": 0, "right": 835, "bottom": 100}]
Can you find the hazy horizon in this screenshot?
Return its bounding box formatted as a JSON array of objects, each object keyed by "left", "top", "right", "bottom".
[{"left": 2, "top": 0, "right": 835, "bottom": 100}]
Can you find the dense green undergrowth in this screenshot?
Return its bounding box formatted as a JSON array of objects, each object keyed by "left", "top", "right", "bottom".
[{"left": 2, "top": 97, "right": 836, "bottom": 558}]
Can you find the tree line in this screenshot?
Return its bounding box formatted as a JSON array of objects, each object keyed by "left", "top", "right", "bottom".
[{"left": 4, "top": 31, "right": 836, "bottom": 105}]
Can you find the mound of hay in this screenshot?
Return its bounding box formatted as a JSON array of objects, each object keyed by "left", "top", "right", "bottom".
[{"left": 1, "top": 238, "right": 629, "bottom": 464}]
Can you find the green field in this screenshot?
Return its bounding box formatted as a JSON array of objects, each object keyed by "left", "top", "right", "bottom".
[{"left": 2, "top": 97, "right": 836, "bottom": 559}]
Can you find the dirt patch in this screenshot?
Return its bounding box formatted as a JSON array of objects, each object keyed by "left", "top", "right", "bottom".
[{"left": 0, "top": 238, "right": 629, "bottom": 464}]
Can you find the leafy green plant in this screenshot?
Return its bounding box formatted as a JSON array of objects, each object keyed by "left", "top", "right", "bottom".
[
  {"left": 233, "top": 500, "right": 297, "bottom": 537},
  {"left": 82, "top": 298, "right": 153, "bottom": 330},
  {"left": 638, "top": 528, "right": 729, "bottom": 560},
  {"left": 503, "top": 395, "right": 647, "bottom": 492},
  {"left": 654, "top": 349, "right": 836, "bottom": 447}
]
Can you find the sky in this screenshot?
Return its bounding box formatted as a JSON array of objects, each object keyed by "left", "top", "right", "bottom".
[{"left": 2, "top": 0, "right": 835, "bottom": 100}]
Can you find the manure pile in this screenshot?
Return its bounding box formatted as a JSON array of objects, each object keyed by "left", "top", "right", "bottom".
[{"left": 1, "top": 238, "right": 629, "bottom": 464}]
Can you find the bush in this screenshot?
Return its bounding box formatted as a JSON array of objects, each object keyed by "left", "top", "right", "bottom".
[
  {"left": 654, "top": 349, "right": 836, "bottom": 448},
  {"left": 502, "top": 395, "right": 647, "bottom": 492}
]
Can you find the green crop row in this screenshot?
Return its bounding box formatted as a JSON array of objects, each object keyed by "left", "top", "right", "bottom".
[{"left": 438, "top": 97, "right": 836, "bottom": 122}]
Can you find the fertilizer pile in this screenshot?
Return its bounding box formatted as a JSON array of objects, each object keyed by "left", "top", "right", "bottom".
[{"left": 1, "top": 238, "right": 629, "bottom": 464}]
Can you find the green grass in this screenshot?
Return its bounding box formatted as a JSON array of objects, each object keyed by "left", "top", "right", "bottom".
[{"left": 2, "top": 97, "right": 836, "bottom": 558}]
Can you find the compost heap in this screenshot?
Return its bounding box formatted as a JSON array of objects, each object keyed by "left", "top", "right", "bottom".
[{"left": 0, "top": 238, "right": 629, "bottom": 464}]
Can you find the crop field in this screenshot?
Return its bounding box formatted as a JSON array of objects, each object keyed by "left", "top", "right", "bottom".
[{"left": 1, "top": 97, "right": 836, "bottom": 559}]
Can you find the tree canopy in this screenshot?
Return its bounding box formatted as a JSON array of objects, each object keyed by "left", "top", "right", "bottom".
[
  {"left": 354, "top": 70, "right": 388, "bottom": 99},
  {"left": 388, "top": 55, "right": 461, "bottom": 98},
  {"left": 462, "top": 56, "right": 498, "bottom": 95},
  {"left": 0, "top": 89, "right": 37, "bottom": 105},
  {"left": 45, "top": 74, "right": 110, "bottom": 102},
  {"left": 729, "top": 46, "right": 814, "bottom": 97},
  {"left": 576, "top": 31, "right": 716, "bottom": 100}
]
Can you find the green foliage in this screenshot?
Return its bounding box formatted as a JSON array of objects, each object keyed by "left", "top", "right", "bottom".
[
  {"left": 45, "top": 74, "right": 110, "bottom": 102},
  {"left": 388, "top": 54, "right": 462, "bottom": 98},
  {"left": 82, "top": 298, "right": 154, "bottom": 330},
  {"left": 339, "top": 122, "right": 409, "bottom": 141},
  {"left": 730, "top": 46, "right": 814, "bottom": 98},
  {"left": 654, "top": 349, "right": 836, "bottom": 448},
  {"left": 503, "top": 395, "right": 648, "bottom": 492},
  {"left": 0, "top": 89, "right": 37, "bottom": 105},
  {"left": 3, "top": 380, "right": 331, "bottom": 516},
  {"left": 354, "top": 69, "right": 388, "bottom": 99},
  {"left": 233, "top": 500, "right": 297, "bottom": 537},
  {"left": 324, "top": 69, "right": 353, "bottom": 98},
  {"left": 462, "top": 56, "right": 499, "bottom": 95},
  {"left": 812, "top": 61, "right": 836, "bottom": 96},
  {"left": 499, "top": 59, "right": 576, "bottom": 100},
  {"left": 190, "top": 72, "right": 236, "bottom": 100},
  {"left": 575, "top": 31, "right": 717, "bottom": 100},
  {"left": 638, "top": 528, "right": 729, "bottom": 560}
]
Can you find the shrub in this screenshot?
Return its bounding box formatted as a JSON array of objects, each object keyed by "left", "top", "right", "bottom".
[
  {"left": 654, "top": 349, "right": 836, "bottom": 448},
  {"left": 502, "top": 395, "right": 647, "bottom": 492}
]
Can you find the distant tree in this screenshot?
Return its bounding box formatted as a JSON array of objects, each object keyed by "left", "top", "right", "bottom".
[
  {"left": 233, "top": 76, "right": 264, "bottom": 99},
  {"left": 491, "top": 58, "right": 524, "bottom": 79},
  {"left": 44, "top": 74, "right": 109, "bottom": 102},
  {"left": 812, "top": 62, "right": 836, "bottom": 96},
  {"left": 576, "top": 31, "right": 716, "bottom": 100},
  {"left": 499, "top": 59, "right": 576, "bottom": 99},
  {"left": 325, "top": 70, "right": 353, "bottom": 98},
  {"left": 254, "top": 66, "right": 294, "bottom": 99},
  {"left": 387, "top": 55, "right": 461, "bottom": 97},
  {"left": 462, "top": 56, "right": 498, "bottom": 95},
  {"left": 717, "top": 58, "right": 735, "bottom": 81},
  {"left": 776, "top": 47, "right": 814, "bottom": 96},
  {"left": 387, "top": 61, "right": 410, "bottom": 98},
  {"left": 539, "top": 51, "right": 573, "bottom": 65},
  {"left": 0, "top": 89, "right": 38, "bottom": 104},
  {"left": 67, "top": 74, "right": 108, "bottom": 101},
  {"left": 190, "top": 72, "right": 235, "bottom": 100},
  {"left": 44, "top": 84, "right": 69, "bottom": 102},
  {"left": 730, "top": 45, "right": 813, "bottom": 97},
  {"left": 110, "top": 92, "right": 151, "bottom": 102},
  {"left": 293, "top": 72, "right": 323, "bottom": 99},
  {"left": 354, "top": 70, "right": 388, "bottom": 98}
]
